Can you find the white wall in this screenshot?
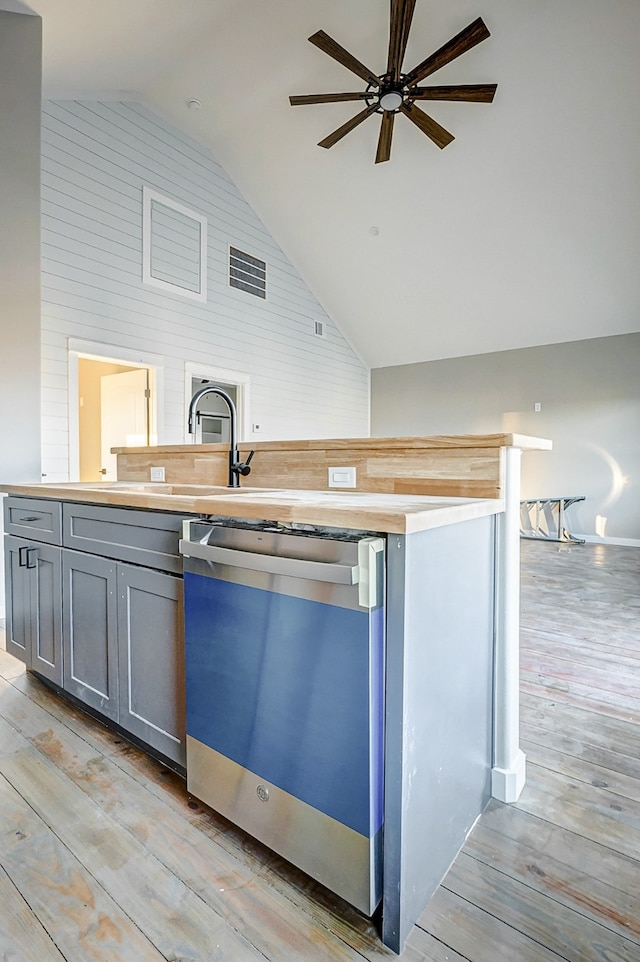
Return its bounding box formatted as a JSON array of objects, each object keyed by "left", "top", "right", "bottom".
[
  {"left": 40, "top": 100, "right": 369, "bottom": 480},
  {"left": 0, "top": 9, "right": 42, "bottom": 618},
  {"left": 371, "top": 334, "right": 640, "bottom": 544}
]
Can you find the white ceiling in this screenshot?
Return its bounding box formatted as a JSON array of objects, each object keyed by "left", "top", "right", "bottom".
[{"left": 10, "top": 0, "right": 640, "bottom": 368}]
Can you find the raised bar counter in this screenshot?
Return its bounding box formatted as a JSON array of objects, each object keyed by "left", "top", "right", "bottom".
[{"left": 112, "top": 433, "right": 552, "bottom": 500}]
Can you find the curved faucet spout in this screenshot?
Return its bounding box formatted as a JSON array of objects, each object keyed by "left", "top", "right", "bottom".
[
  {"left": 188, "top": 386, "right": 237, "bottom": 450},
  {"left": 187, "top": 386, "right": 253, "bottom": 487}
]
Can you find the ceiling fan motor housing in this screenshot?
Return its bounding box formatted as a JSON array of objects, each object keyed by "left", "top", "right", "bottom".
[{"left": 378, "top": 84, "right": 405, "bottom": 112}]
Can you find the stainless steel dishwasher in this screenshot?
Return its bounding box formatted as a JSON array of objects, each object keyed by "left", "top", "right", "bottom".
[{"left": 180, "top": 519, "right": 385, "bottom": 915}]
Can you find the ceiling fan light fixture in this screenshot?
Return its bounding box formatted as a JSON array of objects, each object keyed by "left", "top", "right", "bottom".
[{"left": 379, "top": 89, "right": 404, "bottom": 111}]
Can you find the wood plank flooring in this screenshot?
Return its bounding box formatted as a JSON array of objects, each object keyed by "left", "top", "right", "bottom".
[{"left": 1, "top": 539, "right": 639, "bottom": 960}]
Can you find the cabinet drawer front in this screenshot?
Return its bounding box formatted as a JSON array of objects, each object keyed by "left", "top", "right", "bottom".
[
  {"left": 4, "top": 497, "right": 62, "bottom": 545},
  {"left": 63, "top": 503, "right": 184, "bottom": 572}
]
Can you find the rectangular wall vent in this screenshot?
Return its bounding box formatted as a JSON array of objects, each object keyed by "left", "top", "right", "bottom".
[
  {"left": 313, "top": 320, "right": 326, "bottom": 338},
  {"left": 229, "top": 246, "right": 266, "bottom": 299},
  {"left": 143, "top": 187, "right": 207, "bottom": 302}
]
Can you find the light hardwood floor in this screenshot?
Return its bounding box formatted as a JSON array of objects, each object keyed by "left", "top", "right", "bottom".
[{"left": 1, "top": 540, "right": 638, "bottom": 961}]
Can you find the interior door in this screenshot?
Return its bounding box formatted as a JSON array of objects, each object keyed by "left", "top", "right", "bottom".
[{"left": 100, "top": 369, "right": 149, "bottom": 480}]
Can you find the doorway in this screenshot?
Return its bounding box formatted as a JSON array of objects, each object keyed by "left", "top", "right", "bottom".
[{"left": 69, "top": 343, "right": 162, "bottom": 482}]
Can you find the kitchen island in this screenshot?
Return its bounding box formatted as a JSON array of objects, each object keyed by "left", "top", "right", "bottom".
[{"left": 1, "top": 433, "right": 550, "bottom": 954}]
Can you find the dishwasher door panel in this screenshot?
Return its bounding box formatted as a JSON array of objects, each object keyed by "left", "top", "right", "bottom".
[
  {"left": 183, "top": 564, "right": 384, "bottom": 914},
  {"left": 185, "top": 571, "right": 383, "bottom": 835}
]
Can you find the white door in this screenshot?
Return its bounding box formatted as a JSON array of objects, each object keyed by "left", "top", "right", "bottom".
[{"left": 100, "top": 369, "right": 149, "bottom": 480}]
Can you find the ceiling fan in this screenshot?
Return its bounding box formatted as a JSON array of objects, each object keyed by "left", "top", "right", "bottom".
[{"left": 289, "top": 0, "right": 497, "bottom": 163}]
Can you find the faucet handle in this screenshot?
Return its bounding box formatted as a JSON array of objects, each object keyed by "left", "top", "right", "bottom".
[{"left": 237, "top": 450, "right": 255, "bottom": 477}]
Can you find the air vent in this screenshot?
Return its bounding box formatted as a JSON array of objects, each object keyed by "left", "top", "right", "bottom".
[
  {"left": 313, "top": 320, "right": 326, "bottom": 338},
  {"left": 229, "top": 247, "right": 266, "bottom": 299}
]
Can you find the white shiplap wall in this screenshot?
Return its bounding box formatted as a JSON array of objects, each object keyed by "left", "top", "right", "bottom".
[{"left": 40, "top": 100, "right": 369, "bottom": 480}]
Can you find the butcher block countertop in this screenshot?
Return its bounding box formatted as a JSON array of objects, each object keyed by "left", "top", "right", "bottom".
[
  {"left": 112, "top": 432, "right": 552, "bottom": 454},
  {"left": 0, "top": 481, "right": 503, "bottom": 535}
]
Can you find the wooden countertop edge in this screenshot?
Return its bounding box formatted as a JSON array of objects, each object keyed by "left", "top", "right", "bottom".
[
  {"left": 112, "top": 433, "right": 552, "bottom": 454},
  {"left": 0, "top": 484, "right": 504, "bottom": 535}
]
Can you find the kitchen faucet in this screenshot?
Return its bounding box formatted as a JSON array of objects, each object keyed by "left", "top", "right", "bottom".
[{"left": 187, "top": 386, "right": 254, "bottom": 487}]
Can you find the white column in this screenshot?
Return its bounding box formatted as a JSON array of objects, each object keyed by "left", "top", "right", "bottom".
[{"left": 492, "top": 445, "right": 526, "bottom": 802}]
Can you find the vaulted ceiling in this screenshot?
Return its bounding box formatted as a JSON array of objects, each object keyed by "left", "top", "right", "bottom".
[{"left": 10, "top": 0, "right": 640, "bottom": 368}]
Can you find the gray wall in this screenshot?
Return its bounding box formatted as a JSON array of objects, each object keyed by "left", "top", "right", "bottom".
[
  {"left": 0, "top": 9, "right": 41, "bottom": 481},
  {"left": 0, "top": 9, "right": 42, "bottom": 617},
  {"left": 371, "top": 334, "right": 640, "bottom": 543}
]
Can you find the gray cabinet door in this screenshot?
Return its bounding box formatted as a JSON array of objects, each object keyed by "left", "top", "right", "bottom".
[
  {"left": 4, "top": 535, "right": 32, "bottom": 665},
  {"left": 117, "top": 565, "right": 185, "bottom": 766},
  {"left": 30, "top": 541, "right": 63, "bottom": 686},
  {"left": 4, "top": 535, "right": 63, "bottom": 685},
  {"left": 62, "top": 550, "right": 118, "bottom": 720}
]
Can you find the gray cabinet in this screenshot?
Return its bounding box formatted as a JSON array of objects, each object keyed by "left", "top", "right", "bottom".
[
  {"left": 3, "top": 528, "right": 63, "bottom": 688},
  {"left": 61, "top": 550, "right": 186, "bottom": 765},
  {"left": 61, "top": 502, "right": 186, "bottom": 763},
  {"left": 59, "top": 502, "right": 186, "bottom": 765},
  {"left": 3, "top": 495, "right": 186, "bottom": 768}
]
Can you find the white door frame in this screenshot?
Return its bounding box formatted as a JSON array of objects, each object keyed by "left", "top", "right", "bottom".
[
  {"left": 68, "top": 338, "right": 164, "bottom": 481},
  {"left": 184, "top": 362, "right": 250, "bottom": 444}
]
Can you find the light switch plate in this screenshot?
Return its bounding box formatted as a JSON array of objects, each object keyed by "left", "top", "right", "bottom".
[
  {"left": 328, "top": 466, "right": 356, "bottom": 488},
  {"left": 150, "top": 466, "right": 165, "bottom": 482}
]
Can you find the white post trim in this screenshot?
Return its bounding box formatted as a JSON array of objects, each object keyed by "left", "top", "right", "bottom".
[{"left": 492, "top": 445, "right": 526, "bottom": 802}]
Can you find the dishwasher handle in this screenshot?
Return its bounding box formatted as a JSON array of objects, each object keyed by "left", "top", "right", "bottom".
[{"left": 180, "top": 539, "right": 359, "bottom": 585}]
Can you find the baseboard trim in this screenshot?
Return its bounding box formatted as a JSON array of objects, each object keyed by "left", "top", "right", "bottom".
[{"left": 492, "top": 750, "right": 526, "bottom": 803}]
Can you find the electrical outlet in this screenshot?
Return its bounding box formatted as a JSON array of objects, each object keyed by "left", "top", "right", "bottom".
[
  {"left": 150, "top": 466, "right": 165, "bottom": 482},
  {"left": 328, "top": 466, "right": 356, "bottom": 488},
  {"left": 252, "top": 423, "right": 261, "bottom": 432},
  {"left": 534, "top": 402, "right": 542, "bottom": 413}
]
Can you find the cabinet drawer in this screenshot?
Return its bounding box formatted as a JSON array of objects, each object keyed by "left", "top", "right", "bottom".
[
  {"left": 62, "top": 503, "right": 184, "bottom": 573},
  {"left": 3, "top": 496, "right": 62, "bottom": 545}
]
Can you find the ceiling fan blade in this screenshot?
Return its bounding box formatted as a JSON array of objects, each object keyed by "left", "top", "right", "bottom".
[
  {"left": 290, "top": 92, "right": 372, "bottom": 106},
  {"left": 318, "top": 104, "right": 379, "bottom": 149},
  {"left": 387, "top": 0, "right": 417, "bottom": 82},
  {"left": 309, "top": 30, "right": 380, "bottom": 87},
  {"left": 399, "top": 102, "right": 454, "bottom": 149},
  {"left": 410, "top": 83, "right": 497, "bottom": 103},
  {"left": 405, "top": 17, "right": 490, "bottom": 86},
  {"left": 375, "top": 111, "right": 395, "bottom": 164}
]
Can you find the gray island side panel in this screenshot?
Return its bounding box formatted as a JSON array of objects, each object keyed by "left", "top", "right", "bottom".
[{"left": 382, "top": 514, "right": 495, "bottom": 953}]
